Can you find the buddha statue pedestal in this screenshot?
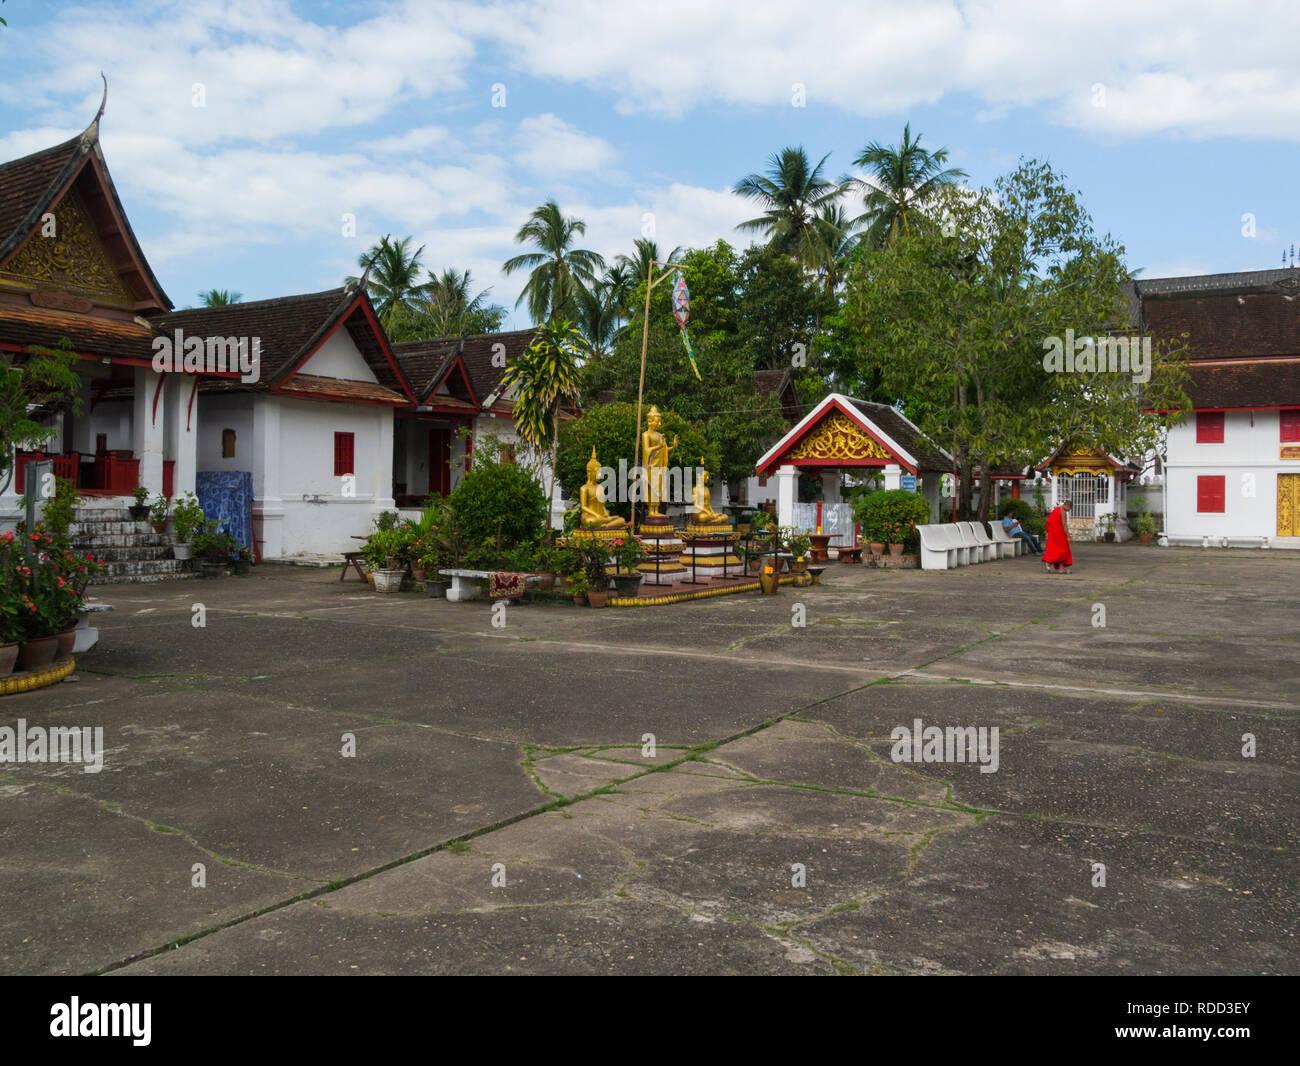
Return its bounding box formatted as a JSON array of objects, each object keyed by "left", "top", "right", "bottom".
[
  {"left": 635, "top": 513, "right": 686, "bottom": 583},
  {"left": 679, "top": 521, "right": 741, "bottom": 578}
]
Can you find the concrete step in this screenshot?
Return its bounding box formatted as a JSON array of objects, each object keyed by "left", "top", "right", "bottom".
[
  {"left": 72, "top": 506, "right": 135, "bottom": 521},
  {"left": 88, "top": 545, "right": 179, "bottom": 562},
  {"left": 90, "top": 571, "right": 199, "bottom": 585},
  {"left": 71, "top": 532, "right": 172, "bottom": 549},
  {"left": 90, "top": 558, "right": 193, "bottom": 581},
  {"left": 70, "top": 520, "right": 158, "bottom": 535}
]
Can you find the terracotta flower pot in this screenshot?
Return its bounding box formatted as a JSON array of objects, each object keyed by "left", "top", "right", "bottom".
[
  {"left": 411, "top": 568, "right": 427, "bottom": 583},
  {"left": 0, "top": 642, "right": 17, "bottom": 678},
  {"left": 17, "top": 635, "right": 58, "bottom": 672},
  {"left": 55, "top": 628, "right": 76, "bottom": 663},
  {"left": 586, "top": 590, "right": 609, "bottom": 608},
  {"left": 869, "top": 542, "right": 886, "bottom": 555},
  {"left": 888, "top": 543, "right": 905, "bottom": 556},
  {"left": 572, "top": 593, "right": 587, "bottom": 606},
  {"left": 1138, "top": 531, "right": 1154, "bottom": 545}
]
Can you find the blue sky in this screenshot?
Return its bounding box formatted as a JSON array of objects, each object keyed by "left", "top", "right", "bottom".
[{"left": 1, "top": 0, "right": 1296, "bottom": 326}]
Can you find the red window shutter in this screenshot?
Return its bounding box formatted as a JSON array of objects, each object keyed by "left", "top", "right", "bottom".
[
  {"left": 1196, "top": 475, "right": 1225, "bottom": 513},
  {"left": 334, "top": 432, "right": 355, "bottom": 476},
  {"left": 1196, "top": 411, "right": 1224, "bottom": 443},
  {"left": 1280, "top": 409, "right": 1300, "bottom": 443}
]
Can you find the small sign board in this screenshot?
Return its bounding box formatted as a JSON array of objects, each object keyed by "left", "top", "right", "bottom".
[{"left": 900, "top": 474, "right": 918, "bottom": 492}]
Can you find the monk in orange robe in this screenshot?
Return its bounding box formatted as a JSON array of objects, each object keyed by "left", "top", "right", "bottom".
[{"left": 1042, "top": 500, "right": 1073, "bottom": 573}]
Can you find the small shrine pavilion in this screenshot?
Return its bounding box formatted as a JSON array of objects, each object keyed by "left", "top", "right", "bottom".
[{"left": 754, "top": 394, "right": 953, "bottom": 544}]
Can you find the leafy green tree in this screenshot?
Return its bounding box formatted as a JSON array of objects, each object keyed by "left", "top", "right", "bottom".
[
  {"left": 583, "top": 242, "right": 792, "bottom": 489},
  {"left": 503, "top": 201, "right": 605, "bottom": 323},
  {"left": 198, "top": 289, "right": 243, "bottom": 307},
  {"left": 555, "top": 402, "right": 718, "bottom": 520},
  {"left": 847, "top": 122, "right": 968, "bottom": 250},
  {"left": 842, "top": 160, "right": 1190, "bottom": 520},
  {"left": 735, "top": 243, "right": 836, "bottom": 371},
  {"left": 1, "top": 339, "right": 83, "bottom": 484},
  {"left": 733, "top": 147, "right": 845, "bottom": 268},
  {"left": 447, "top": 450, "right": 547, "bottom": 556}
]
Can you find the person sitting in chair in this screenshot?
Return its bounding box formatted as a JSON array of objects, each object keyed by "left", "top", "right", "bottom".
[{"left": 1001, "top": 510, "right": 1041, "bottom": 555}]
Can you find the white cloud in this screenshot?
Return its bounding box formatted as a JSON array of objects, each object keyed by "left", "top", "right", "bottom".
[{"left": 514, "top": 114, "right": 617, "bottom": 177}]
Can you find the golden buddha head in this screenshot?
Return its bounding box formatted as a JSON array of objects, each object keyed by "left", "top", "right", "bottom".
[
  {"left": 647, "top": 405, "right": 662, "bottom": 429},
  {"left": 586, "top": 447, "right": 601, "bottom": 480}
]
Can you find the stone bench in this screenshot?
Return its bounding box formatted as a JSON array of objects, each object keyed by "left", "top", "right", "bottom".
[
  {"left": 917, "top": 524, "right": 970, "bottom": 570},
  {"left": 958, "top": 521, "right": 998, "bottom": 562},
  {"left": 834, "top": 546, "right": 863, "bottom": 564},
  {"left": 988, "top": 522, "right": 1026, "bottom": 558},
  {"left": 437, "top": 569, "right": 542, "bottom": 603},
  {"left": 74, "top": 602, "right": 114, "bottom": 653}
]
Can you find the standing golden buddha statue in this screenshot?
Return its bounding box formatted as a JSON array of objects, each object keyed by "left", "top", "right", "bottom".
[{"left": 641, "top": 405, "right": 678, "bottom": 517}]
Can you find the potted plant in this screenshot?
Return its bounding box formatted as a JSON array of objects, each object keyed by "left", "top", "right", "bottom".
[
  {"left": 1135, "top": 511, "right": 1156, "bottom": 544},
  {"left": 566, "top": 570, "right": 589, "bottom": 606},
  {"left": 421, "top": 550, "right": 451, "bottom": 598},
  {"left": 170, "top": 492, "right": 204, "bottom": 561},
  {"left": 854, "top": 489, "right": 929, "bottom": 558},
  {"left": 362, "top": 527, "right": 406, "bottom": 592},
  {"left": 0, "top": 531, "right": 23, "bottom": 676},
  {"left": 577, "top": 540, "right": 612, "bottom": 607},
  {"left": 610, "top": 536, "right": 645, "bottom": 597},
  {"left": 149, "top": 494, "right": 171, "bottom": 534},
  {"left": 1102, "top": 513, "right": 1116, "bottom": 543},
  {"left": 233, "top": 546, "right": 253, "bottom": 575},
  {"left": 128, "top": 485, "right": 150, "bottom": 521},
  {"left": 192, "top": 519, "right": 235, "bottom": 578}
]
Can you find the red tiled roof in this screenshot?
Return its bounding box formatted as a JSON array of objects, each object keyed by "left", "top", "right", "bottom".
[
  {"left": 0, "top": 135, "right": 83, "bottom": 254},
  {"left": 0, "top": 302, "right": 153, "bottom": 360},
  {"left": 276, "top": 373, "right": 407, "bottom": 405}
]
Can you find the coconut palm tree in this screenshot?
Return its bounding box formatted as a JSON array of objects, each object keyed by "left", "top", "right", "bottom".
[
  {"left": 733, "top": 147, "right": 845, "bottom": 268},
  {"left": 347, "top": 235, "right": 427, "bottom": 329},
  {"left": 615, "top": 238, "right": 684, "bottom": 289},
  {"left": 808, "top": 203, "right": 860, "bottom": 292},
  {"left": 500, "top": 318, "right": 583, "bottom": 504},
  {"left": 198, "top": 289, "right": 243, "bottom": 307},
  {"left": 847, "top": 123, "right": 968, "bottom": 250},
  {"left": 503, "top": 201, "right": 605, "bottom": 323},
  {"left": 419, "top": 268, "right": 506, "bottom": 336}
]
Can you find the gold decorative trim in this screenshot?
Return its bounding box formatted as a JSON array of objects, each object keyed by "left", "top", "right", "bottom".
[
  {"left": 1, "top": 657, "right": 75, "bottom": 696},
  {"left": 788, "top": 412, "right": 892, "bottom": 463},
  {"left": 0, "top": 185, "right": 132, "bottom": 303}
]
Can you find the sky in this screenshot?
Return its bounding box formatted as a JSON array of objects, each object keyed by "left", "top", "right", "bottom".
[{"left": 1, "top": 0, "right": 1297, "bottom": 327}]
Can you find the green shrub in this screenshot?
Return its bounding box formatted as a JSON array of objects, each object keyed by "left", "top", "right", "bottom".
[
  {"left": 33, "top": 476, "right": 79, "bottom": 545},
  {"left": 171, "top": 492, "right": 205, "bottom": 543},
  {"left": 1000, "top": 498, "right": 1046, "bottom": 536},
  {"left": 448, "top": 455, "right": 547, "bottom": 556},
  {"left": 853, "top": 488, "right": 930, "bottom": 550},
  {"left": 1135, "top": 512, "right": 1156, "bottom": 535}
]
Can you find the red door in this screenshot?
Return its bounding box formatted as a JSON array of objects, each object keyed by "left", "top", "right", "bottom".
[{"left": 428, "top": 427, "right": 451, "bottom": 496}]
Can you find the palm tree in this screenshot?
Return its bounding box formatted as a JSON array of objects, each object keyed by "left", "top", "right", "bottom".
[
  {"left": 847, "top": 123, "right": 968, "bottom": 250},
  {"left": 615, "top": 238, "right": 684, "bottom": 289},
  {"left": 198, "top": 289, "right": 243, "bottom": 307},
  {"left": 807, "top": 203, "right": 859, "bottom": 291},
  {"left": 499, "top": 319, "right": 583, "bottom": 504},
  {"left": 733, "top": 147, "right": 845, "bottom": 267},
  {"left": 572, "top": 278, "right": 626, "bottom": 361},
  {"left": 503, "top": 201, "right": 605, "bottom": 323},
  {"left": 419, "top": 268, "right": 506, "bottom": 336},
  {"left": 348, "top": 235, "right": 427, "bottom": 329}
]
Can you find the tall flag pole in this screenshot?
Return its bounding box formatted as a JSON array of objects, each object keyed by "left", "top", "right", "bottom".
[{"left": 631, "top": 259, "right": 690, "bottom": 531}]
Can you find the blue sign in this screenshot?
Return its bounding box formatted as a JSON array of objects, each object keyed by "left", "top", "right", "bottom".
[{"left": 900, "top": 475, "right": 917, "bottom": 492}]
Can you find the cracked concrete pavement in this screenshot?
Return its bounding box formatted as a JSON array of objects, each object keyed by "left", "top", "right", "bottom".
[{"left": 0, "top": 542, "right": 1295, "bottom": 975}]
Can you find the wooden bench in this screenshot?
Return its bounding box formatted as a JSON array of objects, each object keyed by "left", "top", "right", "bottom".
[
  {"left": 987, "top": 521, "right": 1025, "bottom": 558},
  {"left": 340, "top": 551, "right": 368, "bottom": 582},
  {"left": 438, "top": 569, "right": 542, "bottom": 602},
  {"left": 834, "top": 546, "right": 863, "bottom": 564},
  {"left": 917, "top": 524, "right": 970, "bottom": 570}
]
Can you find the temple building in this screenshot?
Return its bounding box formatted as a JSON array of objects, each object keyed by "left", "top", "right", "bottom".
[
  {"left": 0, "top": 109, "right": 416, "bottom": 565},
  {"left": 1137, "top": 268, "right": 1300, "bottom": 547}
]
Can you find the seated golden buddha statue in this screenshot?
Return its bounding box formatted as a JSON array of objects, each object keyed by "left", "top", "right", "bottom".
[
  {"left": 580, "top": 447, "right": 626, "bottom": 528},
  {"left": 691, "top": 469, "right": 729, "bottom": 525}
]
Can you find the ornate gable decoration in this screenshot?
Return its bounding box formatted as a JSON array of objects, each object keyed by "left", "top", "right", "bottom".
[
  {"left": 788, "top": 411, "right": 892, "bottom": 463},
  {"left": 1272, "top": 272, "right": 1300, "bottom": 299},
  {"left": 0, "top": 185, "right": 132, "bottom": 304}
]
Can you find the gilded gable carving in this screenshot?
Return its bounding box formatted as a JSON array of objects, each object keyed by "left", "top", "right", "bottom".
[
  {"left": 788, "top": 411, "right": 892, "bottom": 462},
  {"left": 0, "top": 185, "right": 132, "bottom": 303}
]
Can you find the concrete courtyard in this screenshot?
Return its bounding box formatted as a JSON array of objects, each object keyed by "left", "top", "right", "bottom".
[{"left": 0, "top": 544, "right": 1295, "bottom": 975}]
